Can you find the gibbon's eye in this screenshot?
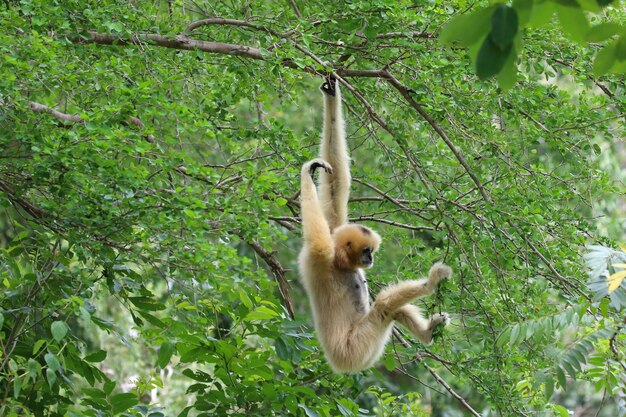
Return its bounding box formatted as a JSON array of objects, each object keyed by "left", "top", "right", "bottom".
[{"left": 346, "top": 241, "right": 352, "bottom": 248}]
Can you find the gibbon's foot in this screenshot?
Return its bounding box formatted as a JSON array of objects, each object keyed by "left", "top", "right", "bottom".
[
  {"left": 429, "top": 312, "right": 450, "bottom": 329},
  {"left": 425, "top": 312, "right": 449, "bottom": 344},
  {"left": 320, "top": 76, "right": 337, "bottom": 96},
  {"left": 307, "top": 158, "right": 333, "bottom": 179},
  {"left": 428, "top": 263, "right": 452, "bottom": 286}
]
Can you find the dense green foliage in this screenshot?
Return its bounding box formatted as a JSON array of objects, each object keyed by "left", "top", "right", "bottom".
[
  {"left": 1, "top": 1, "right": 625, "bottom": 416},
  {"left": 440, "top": 0, "right": 626, "bottom": 87}
]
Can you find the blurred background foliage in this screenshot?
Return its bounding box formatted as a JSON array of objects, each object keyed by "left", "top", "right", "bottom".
[{"left": 0, "top": 0, "right": 625, "bottom": 416}]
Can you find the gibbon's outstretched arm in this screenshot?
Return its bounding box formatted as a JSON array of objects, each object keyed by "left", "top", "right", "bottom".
[
  {"left": 318, "top": 77, "right": 350, "bottom": 231},
  {"left": 300, "top": 159, "right": 334, "bottom": 262}
]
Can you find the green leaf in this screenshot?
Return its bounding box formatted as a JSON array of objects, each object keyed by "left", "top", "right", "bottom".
[
  {"left": 556, "top": 5, "right": 589, "bottom": 43},
  {"left": 439, "top": 6, "right": 495, "bottom": 47},
  {"left": 157, "top": 342, "right": 176, "bottom": 368},
  {"left": 577, "top": 0, "right": 602, "bottom": 11},
  {"left": 593, "top": 42, "right": 617, "bottom": 75},
  {"left": 85, "top": 349, "right": 107, "bottom": 363},
  {"left": 528, "top": 1, "right": 555, "bottom": 27},
  {"left": 496, "top": 327, "right": 510, "bottom": 347},
  {"left": 238, "top": 289, "right": 253, "bottom": 309},
  {"left": 490, "top": 5, "right": 519, "bottom": 50},
  {"left": 616, "top": 36, "right": 626, "bottom": 61},
  {"left": 544, "top": 375, "right": 554, "bottom": 400},
  {"left": 27, "top": 358, "right": 41, "bottom": 379},
  {"left": 46, "top": 368, "right": 57, "bottom": 389},
  {"left": 513, "top": 0, "right": 533, "bottom": 26},
  {"left": 129, "top": 296, "right": 166, "bottom": 311},
  {"left": 32, "top": 339, "right": 46, "bottom": 355},
  {"left": 586, "top": 23, "right": 621, "bottom": 42},
  {"left": 111, "top": 392, "right": 138, "bottom": 414},
  {"left": 44, "top": 353, "right": 61, "bottom": 372},
  {"left": 274, "top": 337, "right": 291, "bottom": 361},
  {"left": 556, "top": 366, "right": 567, "bottom": 389},
  {"left": 509, "top": 323, "right": 521, "bottom": 345},
  {"left": 13, "top": 375, "right": 21, "bottom": 398},
  {"left": 496, "top": 44, "right": 518, "bottom": 91},
  {"left": 178, "top": 406, "right": 193, "bottom": 417},
  {"left": 137, "top": 311, "right": 166, "bottom": 328},
  {"left": 299, "top": 404, "right": 320, "bottom": 417},
  {"left": 477, "top": 36, "right": 513, "bottom": 80},
  {"left": 244, "top": 306, "right": 279, "bottom": 321},
  {"left": 553, "top": 405, "right": 570, "bottom": 417},
  {"left": 51, "top": 321, "right": 68, "bottom": 342}
]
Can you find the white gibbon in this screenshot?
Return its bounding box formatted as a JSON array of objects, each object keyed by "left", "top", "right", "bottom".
[{"left": 298, "top": 77, "right": 451, "bottom": 373}]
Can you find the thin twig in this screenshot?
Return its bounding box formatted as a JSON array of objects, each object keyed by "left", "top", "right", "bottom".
[{"left": 288, "top": 0, "right": 302, "bottom": 18}]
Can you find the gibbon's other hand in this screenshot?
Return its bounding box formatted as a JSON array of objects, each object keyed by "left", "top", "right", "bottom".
[{"left": 306, "top": 158, "right": 333, "bottom": 179}]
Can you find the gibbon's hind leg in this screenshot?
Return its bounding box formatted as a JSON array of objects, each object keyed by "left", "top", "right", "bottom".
[
  {"left": 394, "top": 305, "right": 450, "bottom": 344},
  {"left": 372, "top": 263, "right": 451, "bottom": 319}
]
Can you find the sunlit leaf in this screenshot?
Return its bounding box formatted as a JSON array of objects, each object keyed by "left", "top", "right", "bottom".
[{"left": 607, "top": 269, "right": 626, "bottom": 293}]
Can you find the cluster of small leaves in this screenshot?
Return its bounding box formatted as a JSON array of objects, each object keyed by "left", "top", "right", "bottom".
[{"left": 440, "top": 0, "right": 626, "bottom": 89}]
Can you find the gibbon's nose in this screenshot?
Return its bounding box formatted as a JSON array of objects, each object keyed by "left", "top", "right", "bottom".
[{"left": 361, "top": 249, "right": 373, "bottom": 265}]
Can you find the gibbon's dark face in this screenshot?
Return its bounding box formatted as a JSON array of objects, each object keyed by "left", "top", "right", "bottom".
[{"left": 333, "top": 224, "right": 382, "bottom": 270}]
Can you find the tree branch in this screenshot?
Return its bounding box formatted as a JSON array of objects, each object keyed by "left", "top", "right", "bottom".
[
  {"left": 244, "top": 239, "right": 295, "bottom": 320},
  {"left": 392, "top": 328, "right": 482, "bottom": 417},
  {"left": 75, "top": 31, "right": 264, "bottom": 60},
  {"left": 381, "top": 70, "right": 493, "bottom": 205}
]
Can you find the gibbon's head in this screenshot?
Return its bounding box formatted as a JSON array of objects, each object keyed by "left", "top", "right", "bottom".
[{"left": 333, "top": 224, "right": 382, "bottom": 270}]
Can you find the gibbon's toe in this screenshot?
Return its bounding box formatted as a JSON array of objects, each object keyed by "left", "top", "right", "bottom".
[{"left": 429, "top": 263, "right": 452, "bottom": 284}]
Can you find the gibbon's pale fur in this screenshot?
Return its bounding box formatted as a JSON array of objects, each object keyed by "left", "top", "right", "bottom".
[{"left": 298, "top": 77, "right": 451, "bottom": 373}]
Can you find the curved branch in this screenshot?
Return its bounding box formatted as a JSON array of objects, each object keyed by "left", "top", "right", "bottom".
[
  {"left": 75, "top": 31, "right": 264, "bottom": 60},
  {"left": 184, "top": 17, "right": 259, "bottom": 35}
]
